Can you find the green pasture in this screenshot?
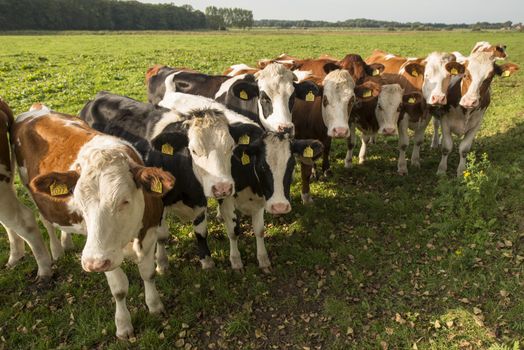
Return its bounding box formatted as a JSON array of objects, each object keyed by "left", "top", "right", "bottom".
[{"left": 0, "top": 30, "right": 523, "bottom": 349}]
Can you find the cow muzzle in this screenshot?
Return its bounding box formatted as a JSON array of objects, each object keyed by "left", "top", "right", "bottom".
[
  {"left": 430, "top": 94, "right": 447, "bottom": 105},
  {"left": 212, "top": 182, "right": 234, "bottom": 198},
  {"left": 268, "top": 202, "right": 291, "bottom": 215},
  {"left": 277, "top": 123, "right": 295, "bottom": 134},
  {"left": 380, "top": 127, "right": 398, "bottom": 136},
  {"left": 330, "top": 126, "right": 349, "bottom": 138},
  {"left": 82, "top": 258, "right": 112, "bottom": 272},
  {"left": 460, "top": 96, "right": 479, "bottom": 109}
]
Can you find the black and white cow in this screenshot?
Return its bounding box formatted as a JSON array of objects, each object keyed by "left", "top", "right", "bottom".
[
  {"left": 146, "top": 63, "right": 320, "bottom": 133},
  {"left": 220, "top": 133, "right": 323, "bottom": 271},
  {"left": 79, "top": 92, "right": 262, "bottom": 270}
]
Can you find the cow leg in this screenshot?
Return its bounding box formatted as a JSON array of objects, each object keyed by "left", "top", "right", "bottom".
[
  {"left": 60, "top": 231, "right": 74, "bottom": 251},
  {"left": 300, "top": 162, "right": 314, "bottom": 204},
  {"left": 411, "top": 117, "right": 431, "bottom": 168},
  {"left": 105, "top": 267, "right": 133, "bottom": 339},
  {"left": 220, "top": 198, "right": 243, "bottom": 270},
  {"left": 358, "top": 134, "right": 371, "bottom": 164},
  {"left": 431, "top": 117, "right": 441, "bottom": 149},
  {"left": 253, "top": 208, "right": 270, "bottom": 273},
  {"left": 397, "top": 118, "right": 410, "bottom": 175},
  {"left": 437, "top": 119, "right": 453, "bottom": 175},
  {"left": 194, "top": 209, "right": 214, "bottom": 269},
  {"left": 0, "top": 187, "right": 52, "bottom": 280},
  {"left": 138, "top": 228, "right": 164, "bottom": 315},
  {"left": 344, "top": 123, "right": 357, "bottom": 168},
  {"left": 457, "top": 124, "right": 481, "bottom": 177},
  {"left": 5, "top": 227, "right": 25, "bottom": 267},
  {"left": 41, "top": 216, "right": 64, "bottom": 261},
  {"left": 321, "top": 139, "right": 332, "bottom": 177},
  {"left": 155, "top": 211, "right": 170, "bottom": 275}
]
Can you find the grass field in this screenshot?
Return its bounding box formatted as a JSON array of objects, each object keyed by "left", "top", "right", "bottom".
[{"left": 0, "top": 30, "right": 523, "bottom": 350}]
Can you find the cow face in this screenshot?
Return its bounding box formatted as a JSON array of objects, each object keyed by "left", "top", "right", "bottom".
[
  {"left": 30, "top": 145, "right": 174, "bottom": 273},
  {"left": 422, "top": 52, "right": 464, "bottom": 106},
  {"left": 237, "top": 133, "right": 323, "bottom": 214},
  {"left": 321, "top": 69, "right": 355, "bottom": 138},
  {"left": 471, "top": 41, "right": 507, "bottom": 60},
  {"left": 185, "top": 109, "right": 236, "bottom": 198},
  {"left": 338, "top": 54, "right": 385, "bottom": 83},
  {"left": 459, "top": 52, "right": 497, "bottom": 109},
  {"left": 255, "top": 63, "right": 320, "bottom": 133},
  {"left": 374, "top": 84, "right": 404, "bottom": 135}
]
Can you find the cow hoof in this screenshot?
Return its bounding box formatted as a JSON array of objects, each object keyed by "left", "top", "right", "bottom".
[
  {"left": 230, "top": 256, "right": 244, "bottom": 271},
  {"left": 116, "top": 327, "right": 135, "bottom": 341},
  {"left": 6, "top": 254, "right": 25, "bottom": 268},
  {"left": 344, "top": 160, "right": 353, "bottom": 169},
  {"left": 50, "top": 246, "right": 64, "bottom": 262},
  {"left": 261, "top": 267, "right": 271, "bottom": 274},
  {"left": 398, "top": 169, "right": 408, "bottom": 176},
  {"left": 155, "top": 265, "right": 168, "bottom": 276},
  {"left": 200, "top": 256, "right": 215, "bottom": 270},
  {"left": 35, "top": 274, "right": 53, "bottom": 286},
  {"left": 301, "top": 193, "right": 313, "bottom": 205},
  {"left": 411, "top": 161, "right": 421, "bottom": 168},
  {"left": 149, "top": 303, "right": 165, "bottom": 315},
  {"left": 358, "top": 158, "right": 365, "bottom": 165},
  {"left": 320, "top": 169, "right": 332, "bottom": 180},
  {"left": 430, "top": 142, "right": 440, "bottom": 149}
]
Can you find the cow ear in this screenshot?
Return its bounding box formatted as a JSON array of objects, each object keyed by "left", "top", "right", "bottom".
[
  {"left": 355, "top": 83, "right": 380, "bottom": 102},
  {"left": 495, "top": 62, "right": 519, "bottom": 77},
  {"left": 323, "top": 62, "right": 341, "bottom": 74},
  {"left": 30, "top": 171, "right": 79, "bottom": 201},
  {"left": 151, "top": 132, "right": 189, "bottom": 156},
  {"left": 130, "top": 164, "right": 175, "bottom": 196},
  {"left": 228, "top": 123, "right": 264, "bottom": 146},
  {"left": 145, "top": 64, "right": 163, "bottom": 84},
  {"left": 294, "top": 81, "right": 321, "bottom": 101},
  {"left": 231, "top": 81, "right": 259, "bottom": 101},
  {"left": 366, "top": 63, "right": 384, "bottom": 77},
  {"left": 445, "top": 62, "right": 465, "bottom": 76},
  {"left": 404, "top": 62, "right": 425, "bottom": 78},
  {"left": 402, "top": 92, "right": 423, "bottom": 107},
  {"left": 292, "top": 139, "right": 324, "bottom": 164}
]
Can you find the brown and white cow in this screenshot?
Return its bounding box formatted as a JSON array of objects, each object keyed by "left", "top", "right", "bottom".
[
  {"left": 0, "top": 99, "right": 52, "bottom": 282},
  {"left": 13, "top": 105, "right": 174, "bottom": 339},
  {"left": 365, "top": 50, "right": 464, "bottom": 174},
  {"left": 435, "top": 52, "right": 519, "bottom": 176}
]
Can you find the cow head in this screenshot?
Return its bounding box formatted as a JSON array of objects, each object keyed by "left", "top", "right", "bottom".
[
  {"left": 471, "top": 41, "right": 507, "bottom": 60},
  {"left": 402, "top": 91, "right": 426, "bottom": 119},
  {"left": 374, "top": 84, "right": 404, "bottom": 135},
  {"left": 254, "top": 63, "right": 320, "bottom": 133},
  {"left": 30, "top": 146, "right": 174, "bottom": 273},
  {"left": 421, "top": 52, "right": 465, "bottom": 106},
  {"left": 460, "top": 52, "right": 519, "bottom": 109},
  {"left": 321, "top": 69, "right": 355, "bottom": 138},
  {"left": 337, "top": 54, "right": 385, "bottom": 83},
  {"left": 235, "top": 133, "right": 323, "bottom": 214}
]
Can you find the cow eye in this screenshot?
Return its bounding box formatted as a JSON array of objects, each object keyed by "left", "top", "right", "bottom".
[
  {"left": 377, "top": 104, "right": 383, "bottom": 111},
  {"left": 323, "top": 96, "right": 329, "bottom": 107},
  {"left": 260, "top": 91, "right": 271, "bottom": 103},
  {"left": 118, "top": 200, "right": 130, "bottom": 211},
  {"left": 397, "top": 106, "right": 402, "bottom": 112}
]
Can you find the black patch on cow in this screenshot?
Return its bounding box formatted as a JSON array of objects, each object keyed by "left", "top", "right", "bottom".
[
  {"left": 259, "top": 91, "right": 273, "bottom": 118},
  {"left": 193, "top": 212, "right": 205, "bottom": 226},
  {"left": 195, "top": 233, "right": 211, "bottom": 259},
  {"left": 294, "top": 81, "right": 321, "bottom": 100}
]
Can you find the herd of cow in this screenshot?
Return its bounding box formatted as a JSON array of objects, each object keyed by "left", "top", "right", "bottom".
[{"left": 0, "top": 41, "right": 519, "bottom": 339}]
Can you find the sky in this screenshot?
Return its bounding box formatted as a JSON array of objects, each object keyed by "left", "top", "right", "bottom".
[{"left": 138, "top": 0, "right": 523, "bottom": 24}]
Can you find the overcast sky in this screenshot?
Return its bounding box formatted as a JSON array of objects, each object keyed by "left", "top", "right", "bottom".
[{"left": 138, "top": 0, "right": 523, "bottom": 24}]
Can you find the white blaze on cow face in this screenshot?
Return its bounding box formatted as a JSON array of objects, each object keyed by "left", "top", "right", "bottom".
[
  {"left": 321, "top": 70, "right": 355, "bottom": 138},
  {"left": 186, "top": 110, "right": 235, "bottom": 198},
  {"left": 68, "top": 138, "right": 148, "bottom": 273},
  {"left": 254, "top": 63, "right": 296, "bottom": 133},
  {"left": 375, "top": 84, "right": 404, "bottom": 135},
  {"left": 422, "top": 52, "right": 456, "bottom": 106},
  {"left": 460, "top": 52, "right": 496, "bottom": 109}
]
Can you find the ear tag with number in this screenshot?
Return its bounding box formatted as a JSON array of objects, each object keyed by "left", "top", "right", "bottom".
[
  {"left": 303, "top": 146, "right": 314, "bottom": 158},
  {"left": 411, "top": 70, "right": 419, "bottom": 77},
  {"left": 372, "top": 68, "right": 380, "bottom": 76},
  {"left": 502, "top": 70, "right": 511, "bottom": 77},
  {"left": 362, "top": 89, "right": 372, "bottom": 98},
  {"left": 450, "top": 68, "right": 458, "bottom": 75},
  {"left": 161, "top": 143, "right": 174, "bottom": 155},
  {"left": 241, "top": 152, "right": 250, "bottom": 165},
  {"left": 305, "top": 91, "right": 315, "bottom": 102},
  {"left": 238, "top": 134, "right": 250, "bottom": 145},
  {"left": 239, "top": 90, "right": 248, "bottom": 100},
  {"left": 151, "top": 177, "right": 163, "bottom": 194},
  {"left": 50, "top": 182, "right": 69, "bottom": 196},
  {"left": 408, "top": 97, "right": 417, "bottom": 104}
]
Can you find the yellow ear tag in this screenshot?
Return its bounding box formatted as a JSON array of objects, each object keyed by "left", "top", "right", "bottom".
[
  {"left": 408, "top": 97, "right": 417, "bottom": 104},
  {"left": 50, "top": 182, "right": 69, "bottom": 196},
  {"left": 303, "top": 146, "right": 314, "bottom": 158},
  {"left": 239, "top": 90, "right": 248, "bottom": 100},
  {"left": 450, "top": 68, "right": 458, "bottom": 75},
  {"left": 161, "top": 143, "right": 174, "bottom": 155},
  {"left": 241, "top": 152, "right": 250, "bottom": 165},
  {"left": 411, "top": 70, "right": 419, "bottom": 77},
  {"left": 238, "top": 134, "right": 250, "bottom": 145},
  {"left": 502, "top": 70, "right": 511, "bottom": 77},
  {"left": 362, "top": 89, "right": 372, "bottom": 98},
  {"left": 372, "top": 68, "right": 380, "bottom": 76},
  {"left": 305, "top": 91, "right": 315, "bottom": 102},
  {"left": 151, "top": 177, "right": 163, "bottom": 194}
]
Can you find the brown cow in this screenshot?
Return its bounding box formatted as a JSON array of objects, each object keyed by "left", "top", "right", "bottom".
[
  {"left": 0, "top": 99, "right": 52, "bottom": 282},
  {"left": 13, "top": 105, "right": 174, "bottom": 339}
]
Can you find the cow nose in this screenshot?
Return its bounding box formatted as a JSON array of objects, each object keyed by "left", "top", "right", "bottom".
[
  {"left": 382, "top": 128, "right": 397, "bottom": 135},
  {"left": 82, "top": 258, "right": 111, "bottom": 272},
  {"left": 212, "top": 182, "right": 233, "bottom": 198},
  {"left": 270, "top": 202, "right": 291, "bottom": 214},
  {"left": 431, "top": 95, "right": 447, "bottom": 105},
  {"left": 461, "top": 97, "right": 479, "bottom": 109},
  {"left": 332, "top": 127, "right": 349, "bottom": 138},
  {"left": 277, "top": 124, "right": 294, "bottom": 134}
]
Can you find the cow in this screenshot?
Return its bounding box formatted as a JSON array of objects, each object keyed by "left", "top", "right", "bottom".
[
  {"left": 79, "top": 92, "right": 263, "bottom": 271},
  {"left": 365, "top": 50, "right": 464, "bottom": 174},
  {"left": 12, "top": 105, "right": 175, "bottom": 339},
  {"left": 0, "top": 99, "right": 52, "bottom": 282},
  {"left": 147, "top": 63, "right": 320, "bottom": 133},
  {"left": 220, "top": 132, "right": 323, "bottom": 271},
  {"left": 434, "top": 52, "right": 519, "bottom": 176}
]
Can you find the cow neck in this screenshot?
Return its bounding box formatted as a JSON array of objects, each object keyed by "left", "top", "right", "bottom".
[{"left": 231, "top": 152, "right": 264, "bottom": 198}]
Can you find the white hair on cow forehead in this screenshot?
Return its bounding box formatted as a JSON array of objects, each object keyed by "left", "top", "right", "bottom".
[
  {"left": 255, "top": 62, "right": 294, "bottom": 82},
  {"left": 323, "top": 69, "right": 355, "bottom": 89},
  {"left": 187, "top": 109, "right": 234, "bottom": 151},
  {"left": 379, "top": 84, "right": 403, "bottom": 98}
]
